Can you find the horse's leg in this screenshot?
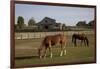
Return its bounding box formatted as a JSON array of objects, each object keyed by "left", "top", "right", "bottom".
[
  {"left": 43, "top": 47, "right": 47, "bottom": 58},
  {"left": 60, "top": 45, "right": 63, "bottom": 56},
  {"left": 80, "top": 40, "right": 83, "bottom": 46},
  {"left": 40, "top": 55, "right": 42, "bottom": 59},
  {"left": 84, "top": 39, "right": 86, "bottom": 46},
  {"left": 39, "top": 51, "right": 42, "bottom": 59},
  {"left": 63, "top": 47, "right": 66, "bottom": 55},
  {"left": 72, "top": 37, "right": 75, "bottom": 47},
  {"left": 38, "top": 48, "right": 42, "bottom": 59},
  {"left": 60, "top": 45, "right": 66, "bottom": 56},
  {"left": 64, "top": 48, "right": 66, "bottom": 55},
  {"left": 72, "top": 36, "right": 74, "bottom": 46},
  {"left": 85, "top": 38, "right": 89, "bottom": 47},
  {"left": 60, "top": 43, "right": 65, "bottom": 56},
  {"left": 49, "top": 46, "right": 53, "bottom": 58},
  {"left": 74, "top": 39, "right": 77, "bottom": 47},
  {"left": 63, "top": 42, "right": 66, "bottom": 55}
]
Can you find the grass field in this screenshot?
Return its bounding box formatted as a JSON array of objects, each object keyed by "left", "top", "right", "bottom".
[{"left": 15, "top": 32, "right": 95, "bottom": 67}]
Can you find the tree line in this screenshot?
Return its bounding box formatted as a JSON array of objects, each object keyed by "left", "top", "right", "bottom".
[
  {"left": 15, "top": 16, "right": 36, "bottom": 29},
  {"left": 76, "top": 20, "right": 94, "bottom": 27},
  {"left": 15, "top": 16, "right": 94, "bottom": 32}
]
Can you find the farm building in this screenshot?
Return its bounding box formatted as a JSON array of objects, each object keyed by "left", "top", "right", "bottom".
[
  {"left": 15, "top": 17, "right": 67, "bottom": 32},
  {"left": 37, "top": 17, "right": 65, "bottom": 31}
]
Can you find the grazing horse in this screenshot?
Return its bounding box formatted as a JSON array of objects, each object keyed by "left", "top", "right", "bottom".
[
  {"left": 38, "top": 34, "right": 67, "bottom": 59},
  {"left": 72, "top": 33, "right": 89, "bottom": 47}
]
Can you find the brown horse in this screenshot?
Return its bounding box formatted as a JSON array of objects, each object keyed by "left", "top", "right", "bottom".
[
  {"left": 72, "top": 33, "right": 89, "bottom": 47},
  {"left": 38, "top": 34, "right": 67, "bottom": 59}
]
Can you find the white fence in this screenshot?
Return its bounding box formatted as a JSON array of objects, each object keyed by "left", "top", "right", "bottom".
[{"left": 15, "top": 31, "right": 94, "bottom": 40}]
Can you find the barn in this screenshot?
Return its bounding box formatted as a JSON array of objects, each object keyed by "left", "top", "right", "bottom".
[{"left": 37, "top": 17, "right": 64, "bottom": 31}]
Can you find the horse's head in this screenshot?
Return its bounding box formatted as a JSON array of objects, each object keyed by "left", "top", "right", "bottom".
[{"left": 38, "top": 48, "right": 42, "bottom": 59}]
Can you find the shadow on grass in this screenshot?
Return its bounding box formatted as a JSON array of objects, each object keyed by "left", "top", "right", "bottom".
[{"left": 15, "top": 56, "right": 39, "bottom": 60}]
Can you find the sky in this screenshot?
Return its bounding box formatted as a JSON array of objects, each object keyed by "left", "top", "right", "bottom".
[{"left": 15, "top": 4, "right": 95, "bottom": 26}]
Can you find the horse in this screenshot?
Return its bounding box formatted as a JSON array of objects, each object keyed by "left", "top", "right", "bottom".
[
  {"left": 72, "top": 33, "right": 89, "bottom": 47},
  {"left": 38, "top": 34, "right": 67, "bottom": 59}
]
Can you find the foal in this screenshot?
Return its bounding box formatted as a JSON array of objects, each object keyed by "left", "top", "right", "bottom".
[{"left": 38, "top": 34, "right": 67, "bottom": 59}]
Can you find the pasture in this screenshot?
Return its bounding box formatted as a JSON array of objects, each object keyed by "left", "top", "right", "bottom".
[{"left": 15, "top": 31, "right": 95, "bottom": 67}]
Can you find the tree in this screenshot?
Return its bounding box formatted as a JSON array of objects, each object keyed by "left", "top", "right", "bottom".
[
  {"left": 88, "top": 20, "right": 94, "bottom": 26},
  {"left": 17, "top": 16, "right": 24, "bottom": 29},
  {"left": 76, "top": 21, "right": 87, "bottom": 26},
  {"left": 28, "top": 17, "right": 36, "bottom": 26}
]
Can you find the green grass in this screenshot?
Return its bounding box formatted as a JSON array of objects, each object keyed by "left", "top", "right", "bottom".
[{"left": 15, "top": 33, "right": 95, "bottom": 67}]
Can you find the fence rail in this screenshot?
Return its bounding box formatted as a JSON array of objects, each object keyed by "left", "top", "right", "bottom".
[{"left": 15, "top": 31, "right": 94, "bottom": 40}]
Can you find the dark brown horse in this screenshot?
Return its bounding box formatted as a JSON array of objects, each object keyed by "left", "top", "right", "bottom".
[
  {"left": 72, "top": 33, "right": 89, "bottom": 47},
  {"left": 38, "top": 34, "right": 67, "bottom": 58}
]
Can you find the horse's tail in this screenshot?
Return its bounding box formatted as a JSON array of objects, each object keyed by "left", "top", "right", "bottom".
[{"left": 85, "top": 37, "right": 89, "bottom": 46}]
